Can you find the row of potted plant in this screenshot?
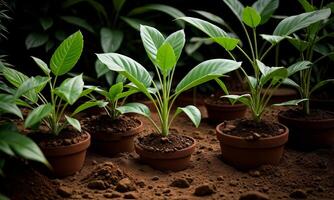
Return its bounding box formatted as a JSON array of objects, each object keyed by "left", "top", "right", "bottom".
[{"left": 1, "top": 0, "right": 333, "bottom": 177}]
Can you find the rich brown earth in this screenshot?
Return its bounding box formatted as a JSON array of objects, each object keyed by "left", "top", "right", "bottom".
[{"left": 1, "top": 106, "right": 334, "bottom": 200}]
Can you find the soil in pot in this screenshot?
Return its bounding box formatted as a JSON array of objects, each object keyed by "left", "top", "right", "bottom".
[
  {"left": 278, "top": 109, "right": 334, "bottom": 150},
  {"left": 135, "top": 133, "right": 196, "bottom": 171},
  {"left": 204, "top": 95, "right": 247, "bottom": 123},
  {"left": 82, "top": 114, "right": 143, "bottom": 156},
  {"left": 30, "top": 128, "right": 91, "bottom": 177},
  {"left": 216, "top": 119, "right": 289, "bottom": 169}
]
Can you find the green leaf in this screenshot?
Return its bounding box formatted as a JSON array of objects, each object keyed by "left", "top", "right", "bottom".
[
  {"left": 242, "top": 7, "right": 261, "bottom": 28},
  {"left": 55, "top": 74, "right": 84, "bottom": 105},
  {"left": 109, "top": 82, "right": 123, "bottom": 101},
  {"left": 128, "top": 4, "right": 186, "bottom": 27},
  {"left": 260, "top": 34, "right": 285, "bottom": 45},
  {"left": 222, "top": 0, "right": 244, "bottom": 21},
  {"left": 257, "top": 60, "right": 288, "bottom": 86},
  {"left": 50, "top": 31, "right": 83, "bottom": 76},
  {"left": 175, "top": 59, "right": 241, "bottom": 95},
  {"left": 100, "top": 28, "right": 123, "bottom": 53},
  {"left": 24, "top": 103, "right": 52, "bottom": 128},
  {"left": 156, "top": 43, "right": 176, "bottom": 75},
  {"left": 246, "top": 75, "right": 257, "bottom": 94},
  {"left": 140, "top": 25, "right": 165, "bottom": 65},
  {"left": 60, "top": 16, "right": 94, "bottom": 33},
  {"left": 273, "top": 9, "right": 331, "bottom": 36},
  {"left": 273, "top": 98, "right": 307, "bottom": 106},
  {"left": 192, "top": 10, "right": 227, "bottom": 26},
  {"left": 15, "top": 76, "right": 49, "bottom": 99},
  {"left": 95, "top": 59, "right": 109, "bottom": 77},
  {"left": 282, "top": 78, "right": 300, "bottom": 89},
  {"left": 287, "top": 61, "right": 312, "bottom": 76},
  {"left": 215, "top": 78, "right": 229, "bottom": 95},
  {"left": 112, "top": 0, "right": 126, "bottom": 11},
  {"left": 0, "top": 140, "right": 14, "bottom": 156},
  {"left": 25, "top": 32, "right": 49, "bottom": 49},
  {"left": 212, "top": 37, "right": 239, "bottom": 51},
  {"left": 310, "top": 79, "right": 334, "bottom": 95},
  {"left": 222, "top": 94, "right": 252, "bottom": 107},
  {"left": 39, "top": 17, "right": 53, "bottom": 30},
  {"left": 121, "top": 17, "right": 151, "bottom": 31},
  {"left": 65, "top": 115, "right": 81, "bottom": 132},
  {"left": 297, "top": 0, "right": 316, "bottom": 12},
  {"left": 0, "top": 193, "right": 10, "bottom": 200},
  {"left": 96, "top": 53, "right": 152, "bottom": 97},
  {"left": 175, "top": 105, "right": 201, "bottom": 127},
  {"left": 0, "top": 131, "right": 50, "bottom": 168},
  {"left": 117, "top": 102, "right": 151, "bottom": 117},
  {"left": 164, "top": 30, "right": 185, "bottom": 62},
  {"left": 287, "top": 37, "right": 310, "bottom": 52},
  {"left": 72, "top": 100, "right": 107, "bottom": 116},
  {"left": 31, "top": 56, "right": 50, "bottom": 75},
  {"left": 252, "top": 0, "right": 279, "bottom": 24},
  {"left": 0, "top": 101, "right": 23, "bottom": 119}
]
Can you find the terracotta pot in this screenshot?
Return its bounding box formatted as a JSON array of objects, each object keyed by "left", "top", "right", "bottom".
[
  {"left": 91, "top": 119, "right": 143, "bottom": 156},
  {"left": 204, "top": 98, "right": 247, "bottom": 123},
  {"left": 278, "top": 110, "right": 334, "bottom": 149},
  {"left": 42, "top": 132, "right": 90, "bottom": 177},
  {"left": 135, "top": 135, "right": 196, "bottom": 171},
  {"left": 216, "top": 122, "right": 289, "bottom": 169}
]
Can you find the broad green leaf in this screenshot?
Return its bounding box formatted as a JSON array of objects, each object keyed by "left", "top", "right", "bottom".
[
  {"left": 2, "top": 67, "right": 38, "bottom": 103},
  {"left": 0, "top": 140, "right": 14, "bottom": 156},
  {"left": 112, "top": 0, "right": 126, "bottom": 11},
  {"left": 96, "top": 53, "right": 152, "bottom": 97},
  {"left": 15, "top": 76, "right": 49, "bottom": 99},
  {"left": 65, "top": 115, "right": 81, "bottom": 132},
  {"left": 260, "top": 34, "right": 285, "bottom": 44},
  {"left": 55, "top": 74, "right": 84, "bottom": 105},
  {"left": 252, "top": 0, "right": 279, "bottom": 24},
  {"left": 212, "top": 37, "right": 239, "bottom": 50},
  {"left": 297, "top": 0, "right": 316, "bottom": 12},
  {"left": 215, "top": 78, "right": 229, "bottom": 95},
  {"left": 257, "top": 60, "right": 288, "bottom": 86},
  {"left": 273, "top": 98, "right": 307, "bottom": 106},
  {"left": 178, "top": 17, "right": 239, "bottom": 50},
  {"left": 95, "top": 59, "right": 109, "bottom": 77},
  {"left": 60, "top": 16, "right": 94, "bottom": 33},
  {"left": 242, "top": 7, "right": 261, "bottom": 28},
  {"left": 121, "top": 17, "right": 151, "bottom": 31},
  {"left": 192, "top": 10, "right": 227, "bottom": 26},
  {"left": 128, "top": 4, "right": 185, "bottom": 27},
  {"left": 164, "top": 30, "right": 185, "bottom": 62},
  {"left": 287, "top": 37, "right": 310, "bottom": 52},
  {"left": 109, "top": 82, "right": 123, "bottom": 101},
  {"left": 282, "top": 78, "right": 300, "bottom": 89},
  {"left": 140, "top": 25, "right": 165, "bottom": 65},
  {"left": 72, "top": 100, "right": 107, "bottom": 116},
  {"left": 310, "top": 79, "right": 334, "bottom": 95},
  {"left": 100, "top": 28, "right": 124, "bottom": 53},
  {"left": 25, "top": 32, "right": 49, "bottom": 49},
  {"left": 222, "top": 0, "right": 244, "bottom": 21},
  {"left": 117, "top": 102, "right": 151, "bottom": 117},
  {"left": 115, "top": 89, "right": 138, "bottom": 100},
  {"left": 287, "top": 61, "right": 312, "bottom": 76},
  {"left": 39, "top": 17, "right": 53, "bottom": 30},
  {"left": 0, "top": 131, "right": 50, "bottom": 168},
  {"left": 25, "top": 103, "right": 52, "bottom": 128},
  {"left": 50, "top": 31, "right": 83, "bottom": 76},
  {"left": 222, "top": 94, "right": 252, "bottom": 107},
  {"left": 273, "top": 9, "right": 331, "bottom": 36},
  {"left": 31, "top": 56, "right": 50, "bottom": 75},
  {"left": 175, "top": 105, "right": 201, "bottom": 127},
  {"left": 0, "top": 101, "right": 23, "bottom": 119},
  {"left": 175, "top": 59, "right": 241, "bottom": 94},
  {"left": 246, "top": 75, "right": 257, "bottom": 94},
  {"left": 156, "top": 43, "right": 176, "bottom": 75}
]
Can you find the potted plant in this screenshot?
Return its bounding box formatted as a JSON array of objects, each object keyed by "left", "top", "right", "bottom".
[
  {"left": 179, "top": 0, "right": 330, "bottom": 168},
  {"left": 2, "top": 31, "right": 105, "bottom": 177},
  {"left": 277, "top": 1, "right": 333, "bottom": 149},
  {"left": 97, "top": 25, "right": 241, "bottom": 171},
  {"left": 82, "top": 81, "right": 145, "bottom": 156}
]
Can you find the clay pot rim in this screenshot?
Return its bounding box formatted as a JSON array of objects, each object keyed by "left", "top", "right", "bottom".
[
  {"left": 216, "top": 121, "right": 289, "bottom": 148},
  {"left": 135, "top": 134, "right": 196, "bottom": 159},
  {"left": 278, "top": 109, "right": 334, "bottom": 123}
]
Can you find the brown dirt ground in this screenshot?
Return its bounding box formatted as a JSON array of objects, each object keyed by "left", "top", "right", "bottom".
[{"left": 1, "top": 106, "right": 334, "bottom": 200}]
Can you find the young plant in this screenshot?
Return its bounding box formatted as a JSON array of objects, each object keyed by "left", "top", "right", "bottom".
[
  {"left": 178, "top": 0, "right": 331, "bottom": 122},
  {"left": 97, "top": 25, "right": 241, "bottom": 136},
  {"left": 281, "top": 1, "right": 333, "bottom": 115},
  {"left": 2, "top": 31, "right": 105, "bottom": 135}
]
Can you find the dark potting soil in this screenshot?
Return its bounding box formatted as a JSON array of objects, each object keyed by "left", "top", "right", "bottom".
[
  {"left": 137, "top": 133, "right": 194, "bottom": 153},
  {"left": 29, "top": 128, "right": 89, "bottom": 148},
  {"left": 221, "top": 119, "right": 285, "bottom": 139},
  {"left": 281, "top": 109, "right": 334, "bottom": 120},
  {"left": 82, "top": 114, "right": 140, "bottom": 134}
]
